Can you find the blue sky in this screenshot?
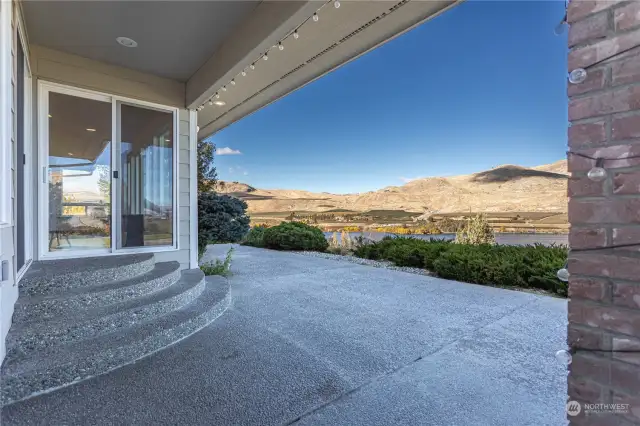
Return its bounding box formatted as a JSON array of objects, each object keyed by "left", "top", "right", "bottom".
[{"left": 209, "top": 0, "right": 568, "bottom": 194}]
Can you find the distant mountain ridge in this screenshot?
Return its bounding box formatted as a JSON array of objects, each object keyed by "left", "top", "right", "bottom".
[{"left": 215, "top": 160, "right": 568, "bottom": 214}]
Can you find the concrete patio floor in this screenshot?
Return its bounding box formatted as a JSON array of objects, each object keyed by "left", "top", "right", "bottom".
[{"left": 2, "top": 244, "right": 567, "bottom": 425}]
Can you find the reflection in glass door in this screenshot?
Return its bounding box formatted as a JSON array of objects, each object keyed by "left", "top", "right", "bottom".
[
  {"left": 47, "top": 91, "right": 112, "bottom": 252},
  {"left": 118, "top": 103, "right": 174, "bottom": 248}
]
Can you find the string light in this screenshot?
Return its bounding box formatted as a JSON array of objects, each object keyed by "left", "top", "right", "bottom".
[
  {"left": 568, "top": 68, "right": 587, "bottom": 84},
  {"left": 557, "top": 261, "right": 569, "bottom": 282},
  {"left": 567, "top": 152, "right": 640, "bottom": 182},
  {"left": 208, "top": 99, "right": 213, "bottom": 106},
  {"left": 587, "top": 158, "right": 606, "bottom": 181},
  {"left": 555, "top": 349, "right": 572, "bottom": 365},
  {"left": 568, "top": 38, "right": 640, "bottom": 86},
  {"left": 197, "top": 0, "right": 334, "bottom": 111}
]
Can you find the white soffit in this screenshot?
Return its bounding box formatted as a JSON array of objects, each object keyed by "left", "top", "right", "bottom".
[{"left": 197, "top": 0, "right": 460, "bottom": 139}]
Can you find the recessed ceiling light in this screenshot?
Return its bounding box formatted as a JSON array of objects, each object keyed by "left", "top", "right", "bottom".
[
  {"left": 116, "top": 37, "right": 138, "bottom": 48},
  {"left": 213, "top": 100, "right": 226, "bottom": 106},
  {"left": 86, "top": 128, "right": 96, "bottom": 132}
]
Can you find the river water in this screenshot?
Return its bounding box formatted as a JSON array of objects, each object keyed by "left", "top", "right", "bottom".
[{"left": 324, "top": 232, "right": 568, "bottom": 247}]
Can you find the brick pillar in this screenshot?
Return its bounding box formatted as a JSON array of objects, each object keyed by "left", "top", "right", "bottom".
[{"left": 567, "top": 1, "right": 640, "bottom": 425}]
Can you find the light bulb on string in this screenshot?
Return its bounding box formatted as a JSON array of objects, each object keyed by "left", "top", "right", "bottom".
[
  {"left": 555, "top": 349, "right": 572, "bottom": 366},
  {"left": 313, "top": 13, "right": 319, "bottom": 22},
  {"left": 250, "top": 63, "right": 255, "bottom": 70},
  {"left": 568, "top": 68, "right": 587, "bottom": 84},
  {"left": 278, "top": 42, "right": 284, "bottom": 51},
  {"left": 231, "top": 79, "right": 236, "bottom": 86},
  {"left": 208, "top": 99, "right": 213, "bottom": 106},
  {"left": 293, "top": 30, "right": 299, "bottom": 40},
  {"left": 334, "top": 0, "right": 340, "bottom": 8},
  {"left": 263, "top": 53, "right": 268, "bottom": 61},
  {"left": 556, "top": 259, "right": 569, "bottom": 282},
  {"left": 222, "top": 86, "right": 227, "bottom": 92},
  {"left": 587, "top": 158, "right": 607, "bottom": 182},
  {"left": 241, "top": 70, "right": 247, "bottom": 77},
  {"left": 557, "top": 267, "right": 569, "bottom": 282},
  {"left": 215, "top": 93, "right": 220, "bottom": 99}
]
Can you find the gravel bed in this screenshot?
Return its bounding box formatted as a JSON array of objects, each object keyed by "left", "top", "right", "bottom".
[{"left": 294, "top": 251, "right": 434, "bottom": 276}]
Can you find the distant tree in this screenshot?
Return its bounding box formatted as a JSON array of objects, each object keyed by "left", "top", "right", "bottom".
[
  {"left": 96, "top": 165, "right": 110, "bottom": 204},
  {"left": 197, "top": 140, "right": 217, "bottom": 193},
  {"left": 455, "top": 214, "right": 495, "bottom": 245}
]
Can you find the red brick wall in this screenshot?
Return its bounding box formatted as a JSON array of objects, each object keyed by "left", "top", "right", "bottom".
[{"left": 567, "top": 1, "right": 640, "bottom": 425}]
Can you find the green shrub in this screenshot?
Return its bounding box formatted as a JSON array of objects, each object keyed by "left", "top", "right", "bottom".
[
  {"left": 242, "top": 226, "right": 267, "bottom": 248},
  {"left": 200, "top": 247, "right": 234, "bottom": 277},
  {"left": 352, "top": 236, "right": 568, "bottom": 296},
  {"left": 198, "top": 193, "right": 250, "bottom": 258},
  {"left": 262, "top": 221, "right": 329, "bottom": 251},
  {"left": 432, "top": 243, "right": 567, "bottom": 295}
]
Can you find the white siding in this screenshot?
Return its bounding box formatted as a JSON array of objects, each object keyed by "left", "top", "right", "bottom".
[
  {"left": 1, "top": 0, "right": 22, "bottom": 364},
  {"left": 155, "top": 109, "right": 193, "bottom": 269}
]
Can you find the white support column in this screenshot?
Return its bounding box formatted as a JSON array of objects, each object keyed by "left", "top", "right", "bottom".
[{"left": 189, "top": 110, "right": 198, "bottom": 268}]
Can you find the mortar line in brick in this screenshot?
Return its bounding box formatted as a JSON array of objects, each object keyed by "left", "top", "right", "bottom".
[
  {"left": 568, "top": 80, "right": 640, "bottom": 101},
  {"left": 570, "top": 298, "right": 640, "bottom": 317},
  {"left": 569, "top": 27, "right": 640, "bottom": 54},
  {"left": 567, "top": 0, "right": 631, "bottom": 24},
  {"left": 570, "top": 192, "right": 640, "bottom": 200}
]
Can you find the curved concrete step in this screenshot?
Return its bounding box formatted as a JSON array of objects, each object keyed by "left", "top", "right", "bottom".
[
  {"left": 1, "top": 274, "right": 230, "bottom": 405},
  {"left": 20, "top": 254, "right": 155, "bottom": 297},
  {"left": 7, "top": 269, "right": 205, "bottom": 356},
  {"left": 13, "top": 261, "right": 182, "bottom": 324}
]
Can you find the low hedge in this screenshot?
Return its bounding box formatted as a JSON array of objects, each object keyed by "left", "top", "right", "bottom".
[
  {"left": 354, "top": 236, "right": 568, "bottom": 296},
  {"left": 261, "top": 221, "right": 329, "bottom": 251},
  {"left": 242, "top": 226, "right": 267, "bottom": 248}
]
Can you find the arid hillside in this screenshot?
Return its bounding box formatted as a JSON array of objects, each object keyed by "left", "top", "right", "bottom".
[{"left": 215, "top": 160, "right": 568, "bottom": 214}]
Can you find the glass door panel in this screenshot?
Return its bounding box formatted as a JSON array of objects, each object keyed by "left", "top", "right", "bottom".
[
  {"left": 117, "top": 103, "right": 174, "bottom": 248},
  {"left": 47, "top": 92, "right": 112, "bottom": 252}
]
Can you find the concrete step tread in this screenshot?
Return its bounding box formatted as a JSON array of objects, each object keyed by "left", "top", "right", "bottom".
[
  {"left": 7, "top": 270, "right": 206, "bottom": 354},
  {"left": 1, "top": 274, "right": 230, "bottom": 405},
  {"left": 21, "top": 254, "right": 155, "bottom": 297},
  {"left": 13, "top": 262, "right": 182, "bottom": 324}
]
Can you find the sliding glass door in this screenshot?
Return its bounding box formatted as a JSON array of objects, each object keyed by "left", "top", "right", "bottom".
[
  {"left": 117, "top": 103, "right": 174, "bottom": 249},
  {"left": 40, "top": 83, "right": 177, "bottom": 258},
  {"left": 45, "top": 90, "right": 112, "bottom": 254}
]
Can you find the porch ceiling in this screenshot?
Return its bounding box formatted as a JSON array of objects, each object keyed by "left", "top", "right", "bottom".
[
  {"left": 195, "top": 0, "right": 460, "bottom": 139},
  {"left": 22, "top": 0, "right": 260, "bottom": 82}
]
